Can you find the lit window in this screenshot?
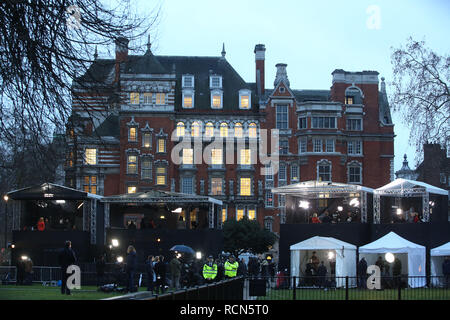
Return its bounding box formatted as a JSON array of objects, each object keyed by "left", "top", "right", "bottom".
[
  {"left": 129, "top": 127, "right": 137, "bottom": 142},
  {"left": 345, "top": 96, "right": 354, "bottom": 105},
  {"left": 156, "top": 93, "right": 166, "bottom": 105},
  {"left": 276, "top": 105, "right": 288, "bottom": 129},
  {"left": 156, "top": 167, "right": 167, "bottom": 185},
  {"left": 240, "top": 178, "right": 251, "bottom": 196},
  {"left": 291, "top": 164, "right": 299, "bottom": 181},
  {"left": 325, "top": 139, "right": 335, "bottom": 153},
  {"left": 212, "top": 94, "right": 222, "bottom": 108},
  {"left": 234, "top": 123, "right": 243, "bottom": 138},
  {"left": 85, "top": 148, "right": 97, "bottom": 165},
  {"left": 176, "top": 122, "right": 185, "bottom": 137},
  {"left": 211, "top": 149, "right": 223, "bottom": 165},
  {"left": 183, "top": 93, "right": 193, "bottom": 108},
  {"left": 222, "top": 208, "right": 227, "bottom": 223},
  {"left": 143, "top": 93, "right": 152, "bottom": 104},
  {"left": 220, "top": 123, "right": 228, "bottom": 137},
  {"left": 191, "top": 122, "right": 200, "bottom": 137},
  {"left": 313, "top": 139, "right": 322, "bottom": 153},
  {"left": 248, "top": 209, "right": 256, "bottom": 220},
  {"left": 182, "top": 148, "right": 193, "bottom": 165},
  {"left": 83, "top": 175, "right": 97, "bottom": 194},
  {"left": 236, "top": 208, "right": 244, "bottom": 221},
  {"left": 157, "top": 139, "right": 166, "bottom": 153},
  {"left": 248, "top": 123, "right": 257, "bottom": 138},
  {"left": 141, "top": 158, "right": 152, "bottom": 180},
  {"left": 127, "top": 155, "right": 138, "bottom": 174},
  {"left": 127, "top": 185, "right": 137, "bottom": 194},
  {"left": 240, "top": 149, "right": 251, "bottom": 165},
  {"left": 143, "top": 132, "right": 151, "bottom": 148},
  {"left": 240, "top": 95, "right": 250, "bottom": 109},
  {"left": 205, "top": 122, "right": 214, "bottom": 137},
  {"left": 211, "top": 177, "right": 223, "bottom": 195},
  {"left": 130, "top": 92, "right": 139, "bottom": 104}
]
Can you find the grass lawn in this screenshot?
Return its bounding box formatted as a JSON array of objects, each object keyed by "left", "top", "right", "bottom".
[
  {"left": 257, "top": 288, "right": 450, "bottom": 300},
  {"left": 0, "top": 284, "right": 151, "bottom": 300}
]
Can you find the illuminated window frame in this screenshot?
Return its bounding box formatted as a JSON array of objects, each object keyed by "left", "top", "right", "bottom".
[
  {"left": 234, "top": 123, "right": 243, "bottom": 138},
  {"left": 205, "top": 122, "right": 214, "bottom": 137},
  {"left": 127, "top": 155, "right": 138, "bottom": 175},
  {"left": 83, "top": 175, "right": 97, "bottom": 194},
  {"left": 240, "top": 177, "right": 252, "bottom": 196},
  {"left": 85, "top": 148, "right": 97, "bottom": 165},
  {"left": 248, "top": 123, "right": 257, "bottom": 138},
  {"left": 128, "top": 127, "right": 137, "bottom": 142},
  {"left": 156, "top": 166, "right": 167, "bottom": 185},
  {"left": 211, "top": 149, "right": 223, "bottom": 165},
  {"left": 182, "top": 148, "right": 194, "bottom": 165},
  {"left": 156, "top": 93, "right": 166, "bottom": 105},
  {"left": 219, "top": 122, "right": 228, "bottom": 137},
  {"left": 176, "top": 122, "right": 185, "bottom": 137},
  {"left": 130, "top": 92, "right": 139, "bottom": 105}
]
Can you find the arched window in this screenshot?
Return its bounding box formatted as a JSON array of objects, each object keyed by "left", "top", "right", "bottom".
[
  {"left": 176, "top": 122, "right": 185, "bottom": 137},
  {"left": 205, "top": 122, "right": 214, "bottom": 137},
  {"left": 191, "top": 121, "right": 201, "bottom": 137},
  {"left": 248, "top": 123, "right": 257, "bottom": 138},
  {"left": 220, "top": 122, "right": 228, "bottom": 138},
  {"left": 234, "top": 123, "right": 243, "bottom": 138}
]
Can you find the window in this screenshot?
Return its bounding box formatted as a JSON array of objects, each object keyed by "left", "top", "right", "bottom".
[
  {"left": 278, "top": 195, "right": 285, "bottom": 208},
  {"left": 181, "top": 177, "right": 194, "bottom": 194},
  {"left": 298, "top": 117, "right": 307, "bottom": 129},
  {"left": 141, "top": 158, "right": 152, "bottom": 180},
  {"left": 142, "top": 132, "right": 151, "bottom": 148},
  {"left": 248, "top": 208, "right": 256, "bottom": 220},
  {"left": 183, "top": 93, "right": 193, "bottom": 108},
  {"left": 312, "top": 117, "right": 336, "bottom": 129},
  {"left": 85, "top": 148, "right": 97, "bottom": 165},
  {"left": 191, "top": 121, "right": 200, "bottom": 137},
  {"left": 236, "top": 208, "right": 245, "bottom": 221},
  {"left": 130, "top": 92, "right": 139, "bottom": 105},
  {"left": 345, "top": 96, "right": 354, "bottom": 105},
  {"left": 240, "top": 178, "right": 251, "bottom": 196},
  {"left": 299, "top": 139, "right": 307, "bottom": 154},
  {"left": 325, "top": 139, "right": 335, "bottom": 153},
  {"left": 127, "top": 185, "right": 137, "bottom": 194},
  {"left": 313, "top": 139, "right": 322, "bottom": 153},
  {"left": 348, "top": 140, "right": 362, "bottom": 155},
  {"left": 234, "top": 123, "right": 243, "bottom": 138},
  {"left": 222, "top": 207, "right": 227, "bottom": 223},
  {"left": 278, "top": 163, "right": 287, "bottom": 184},
  {"left": 239, "top": 90, "right": 251, "bottom": 109},
  {"left": 276, "top": 105, "right": 288, "bottom": 129},
  {"left": 127, "top": 155, "right": 138, "bottom": 174},
  {"left": 440, "top": 173, "right": 446, "bottom": 184},
  {"left": 83, "top": 175, "right": 97, "bottom": 194},
  {"left": 156, "top": 93, "right": 165, "bottom": 105},
  {"left": 318, "top": 161, "right": 331, "bottom": 182},
  {"left": 211, "top": 177, "right": 223, "bottom": 195},
  {"left": 212, "top": 93, "right": 222, "bottom": 109},
  {"left": 349, "top": 165, "right": 362, "bottom": 183},
  {"left": 248, "top": 123, "right": 257, "bottom": 138},
  {"left": 279, "top": 140, "right": 289, "bottom": 155},
  {"left": 176, "top": 122, "right": 185, "bottom": 137},
  {"left": 210, "top": 76, "right": 222, "bottom": 88},
  {"left": 205, "top": 122, "right": 214, "bottom": 137},
  {"left": 346, "top": 118, "right": 362, "bottom": 131},
  {"left": 143, "top": 93, "right": 152, "bottom": 104},
  {"left": 211, "top": 149, "right": 223, "bottom": 165},
  {"left": 240, "top": 149, "right": 251, "bottom": 165},
  {"left": 291, "top": 164, "right": 299, "bottom": 181},
  {"left": 129, "top": 127, "right": 137, "bottom": 142},
  {"left": 183, "top": 75, "right": 194, "bottom": 88},
  {"left": 264, "top": 217, "right": 273, "bottom": 232},
  {"left": 265, "top": 191, "right": 273, "bottom": 207},
  {"left": 265, "top": 164, "right": 274, "bottom": 188},
  {"left": 182, "top": 148, "right": 193, "bottom": 165},
  {"left": 220, "top": 123, "right": 228, "bottom": 137},
  {"left": 157, "top": 138, "right": 166, "bottom": 153},
  {"left": 156, "top": 167, "right": 167, "bottom": 185}
]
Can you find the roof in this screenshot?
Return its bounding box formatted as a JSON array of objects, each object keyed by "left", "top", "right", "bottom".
[
  {"left": 359, "top": 232, "right": 425, "bottom": 253},
  {"left": 272, "top": 180, "right": 374, "bottom": 196},
  {"left": 7, "top": 183, "right": 101, "bottom": 200},
  {"left": 101, "top": 189, "right": 222, "bottom": 205},
  {"left": 94, "top": 114, "right": 120, "bottom": 137},
  {"left": 376, "top": 178, "right": 448, "bottom": 196},
  {"left": 290, "top": 236, "right": 357, "bottom": 250},
  {"left": 431, "top": 242, "right": 450, "bottom": 256}
]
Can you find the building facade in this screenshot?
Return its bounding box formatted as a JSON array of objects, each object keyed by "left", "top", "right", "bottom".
[{"left": 65, "top": 38, "right": 395, "bottom": 234}]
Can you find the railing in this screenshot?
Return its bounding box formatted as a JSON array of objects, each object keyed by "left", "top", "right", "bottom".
[{"left": 248, "top": 275, "right": 450, "bottom": 300}]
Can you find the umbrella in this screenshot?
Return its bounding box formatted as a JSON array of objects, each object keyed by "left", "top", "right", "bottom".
[{"left": 169, "top": 245, "right": 195, "bottom": 255}]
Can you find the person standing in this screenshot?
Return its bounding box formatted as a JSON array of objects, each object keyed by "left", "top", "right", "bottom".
[
  {"left": 317, "top": 261, "right": 327, "bottom": 289},
  {"left": 154, "top": 255, "right": 167, "bottom": 294},
  {"left": 95, "top": 255, "right": 106, "bottom": 287},
  {"left": 145, "top": 255, "right": 155, "bottom": 293},
  {"left": 224, "top": 255, "right": 239, "bottom": 279},
  {"left": 58, "top": 240, "right": 77, "bottom": 295},
  {"left": 393, "top": 257, "right": 402, "bottom": 288},
  {"left": 37, "top": 217, "right": 45, "bottom": 231},
  {"left": 443, "top": 257, "right": 450, "bottom": 289},
  {"left": 169, "top": 254, "right": 182, "bottom": 290},
  {"left": 357, "top": 257, "right": 368, "bottom": 289},
  {"left": 202, "top": 255, "right": 218, "bottom": 284},
  {"left": 125, "top": 245, "right": 137, "bottom": 292},
  {"left": 16, "top": 258, "right": 25, "bottom": 285}
]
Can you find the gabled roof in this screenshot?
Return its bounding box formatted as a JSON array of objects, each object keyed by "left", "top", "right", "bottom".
[
  {"left": 431, "top": 242, "right": 450, "bottom": 256},
  {"left": 290, "top": 236, "right": 356, "bottom": 250},
  {"left": 376, "top": 178, "right": 448, "bottom": 196},
  {"left": 359, "top": 231, "right": 425, "bottom": 252}
]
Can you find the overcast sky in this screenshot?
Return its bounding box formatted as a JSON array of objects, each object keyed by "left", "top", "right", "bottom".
[{"left": 120, "top": 0, "right": 450, "bottom": 173}]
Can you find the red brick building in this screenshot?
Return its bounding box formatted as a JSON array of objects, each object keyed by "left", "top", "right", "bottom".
[{"left": 65, "top": 38, "right": 395, "bottom": 235}]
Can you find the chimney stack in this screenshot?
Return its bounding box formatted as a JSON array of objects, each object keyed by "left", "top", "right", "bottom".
[
  {"left": 115, "top": 37, "right": 129, "bottom": 83},
  {"left": 274, "top": 63, "right": 289, "bottom": 87},
  {"left": 254, "top": 44, "right": 266, "bottom": 96}
]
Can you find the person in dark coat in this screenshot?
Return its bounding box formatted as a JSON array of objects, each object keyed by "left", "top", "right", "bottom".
[
  {"left": 125, "top": 245, "right": 137, "bottom": 292},
  {"left": 16, "top": 258, "right": 25, "bottom": 285},
  {"left": 58, "top": 240, "right": 77, "bottom": 295},
  {"left": 321, "top": 211, "right": 332, "bottom": 223},
  {"left": 95, "top": 255, "right": 106, "bottom": 287},
  {"left": 317, "top": 261, "right": 327, "bottom": 288},
  {"left": 154, "top": 255, "right": 167, "bottom": 294},
  {"left": 145, "top": 255, "right": 155, "bottom": 293},
  {"left": 357, "top": 257, "right": 368, "bottom": 289},
  {"left": 392, "top": 257, "right": 402, "bottom": 288},
  {"left": 443, "top": 257, "right": 450, "bottom": 289}
]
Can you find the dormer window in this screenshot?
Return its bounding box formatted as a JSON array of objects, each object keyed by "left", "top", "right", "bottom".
[
  {"left": 239, "top": 89, "right": 251, "bottom": 109},
  {"left": 210, "top": 75, "right": 222, "bottom": 88},
  {"left": 182, "top": 75, "right": 194, "bottom": 88},
  {"left": 156, "top": 93, "right": 166, "bottom": 105},
  {"left": 182, "top": 92, "right": 194, "bottom": 108},
  {"left": 345, "top": 96, "right": 354, "bottom": 105},
  {"left": 211, "top": 90, "right": 223, "bottom": 109}
]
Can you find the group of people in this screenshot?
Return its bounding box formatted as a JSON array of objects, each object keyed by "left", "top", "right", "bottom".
[
  {"left": 23, "top": 216, "right": 75, "bottom": 231},
  {"left": 303, "top": 251, "right": 332, "bottom": 288},
  {"left": 357, "top": 256, "right": 403, "bottom": 289},
  {"left": 392, "top": 207, "right": 422, "bottom": 224},
  {"left": 311, "top": 210, "right": 358, "bottom": 224}
]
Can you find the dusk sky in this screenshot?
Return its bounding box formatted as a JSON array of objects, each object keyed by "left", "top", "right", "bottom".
[{"left": 116, "top": 0, "right": 450, "bottom": 173}]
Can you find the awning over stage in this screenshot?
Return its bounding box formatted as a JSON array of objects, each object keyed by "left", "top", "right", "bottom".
[
  {"left": 272, "top": 180, "right": 374, "bottom": 197},
  {"left": 359, "top": 231, "right": 426, "bottom": 288},
  {"left": 375, "top": 178, "right": 448, "bottom": 196},
  {"left": 7, "top": 182, "right": 101, "bottom": 200},
  {"left": 290, "top": 236, "right": 357, "bottom": 287}
]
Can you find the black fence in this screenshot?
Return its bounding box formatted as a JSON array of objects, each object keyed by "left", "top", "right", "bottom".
[{"left": 249, "top": 275, "right": 450, "bottom": 300}]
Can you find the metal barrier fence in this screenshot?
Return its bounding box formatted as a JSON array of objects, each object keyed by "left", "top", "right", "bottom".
[{"left": 249, "top": 276, "right": 450, "bottom": 300}]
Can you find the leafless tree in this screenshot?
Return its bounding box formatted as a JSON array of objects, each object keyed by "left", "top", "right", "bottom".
[{"left": 390, "top": 37, "right": 450, "bottom": 162}]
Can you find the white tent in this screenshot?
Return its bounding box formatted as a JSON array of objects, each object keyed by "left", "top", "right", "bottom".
[
  {"left": 376, "top": 178, "right": 448, "bottom": 196},
  {"left": 290, "top": 236, "right": 357, "bottom": 287},
  {"left": 430, "top": 242, "right": 450, "bottom": 287},
  {"left": 358, "top": 232, "right": 426, "bottom": 288}
]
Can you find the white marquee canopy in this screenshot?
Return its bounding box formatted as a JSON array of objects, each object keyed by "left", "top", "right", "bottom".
[{"left": 430, "top": 242, "right": 450, "bottom": 286}]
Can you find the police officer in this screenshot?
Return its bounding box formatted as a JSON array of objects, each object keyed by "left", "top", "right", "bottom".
[
  {"left": 224, "top": 255, "right": 239, "bottom": 279},
  {"left": 202, "top": 255, "right": 218, "bottom": 283}
]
